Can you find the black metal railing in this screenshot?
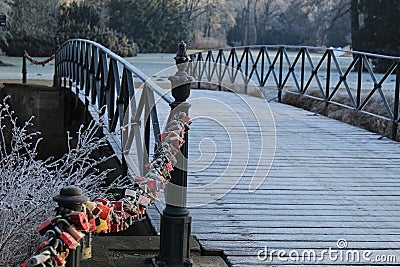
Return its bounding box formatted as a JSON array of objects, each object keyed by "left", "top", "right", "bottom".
[
  {"left": 54, "top": 38, "right": 173, "bottom": 176},
  {"left": 189, "top": 45, "right": 400, "bottom": 140},
  {"left": 54, "top": 39, "right": 193, "bottom": 266}
]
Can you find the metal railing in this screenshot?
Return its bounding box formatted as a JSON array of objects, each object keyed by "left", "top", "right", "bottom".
[
  {"left": 54, "top": 39, "right": 194, "bottom": 266},
  {"left": 54, "top": 38, "right": 172, "bottom": 176},
  {"left": 189, "top": 45, "right": 400, "bottom": 140}
]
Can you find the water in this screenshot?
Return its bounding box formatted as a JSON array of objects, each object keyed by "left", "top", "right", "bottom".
[{"left": 0, "top": 53, "right": 177, "bottom": 80}]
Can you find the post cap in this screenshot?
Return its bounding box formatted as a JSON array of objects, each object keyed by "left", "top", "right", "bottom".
[
  {"left": 53, "top": 185, "right": 89, "bottom": 205},
  {"left": 174, "top": 41, "right": 189, "bottom": 65}
]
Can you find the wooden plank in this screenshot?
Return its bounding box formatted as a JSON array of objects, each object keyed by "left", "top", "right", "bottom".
[{"left": 144, "top": 90, "right": 400, "bottom": 266}]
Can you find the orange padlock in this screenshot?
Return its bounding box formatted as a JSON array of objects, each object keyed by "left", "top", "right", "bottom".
[{"left": 96, "top": 203, "right": 111, "bottom": 220}]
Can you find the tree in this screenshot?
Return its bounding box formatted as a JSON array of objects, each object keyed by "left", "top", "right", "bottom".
[
  {"left": 0, "top": 98, "right": 126, "bottom": 265},
  {"left": 58, "top": 2, "right": 137, "bottom": 57},
  {"left": 0, "top": 0, "right": 13, "bottom": 50},
  {"left": 228, "top": 0, "right": 351, "bottom": 47},
  {"left": 107, "top": 0, "right": 188, "bottom": 53},
  {"left": 1, "top": 0, "right": 59, "bottom": 56},
  {"left": 352, "top": 0, "right": 400, "bottom": 56}
]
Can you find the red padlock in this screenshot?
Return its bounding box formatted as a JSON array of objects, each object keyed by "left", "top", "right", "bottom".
[
  {"left": 166, "top": 162, "right": 174, "bottom": 172},
  {"left": 138, "top": 195, "right": 150, "bottom": 207},
  {"left": 91, "top": 206, "right": 101, "bottom": 217},
  {"left": 53, "top": 253, "right": 66, "bottom": 266},
  {"left": 181, "top": 115, "right": 191, "bottom": 125},
  {"left": 59, "top": 231, "right": 79, "bottom": 249},
  {"left": 97, "top": 203, "right": 111, "bottom": 220},
  {"left": 36, "top": 220, "right": 53, "bottom": 235},
  {"left": 58, "top": 219, "right": 85, "bottom": 242},
  {"left": 95, "top": 197, "right": 109, "bottom": 205},
  {"left": 147, "top": 180, "right": 159, "bottom": 191},
  {"left": 111, "top": 201, "right": 123, "bottom": 211},
  {"left": 68, "top": 212, "right": 90, "bottom": 231},
  {"left": 66, "top": 225, "right": 85, "bottom": 242},
  {"left": 158, "top": 133, "right": 168, "bottom": 142},
  {"left": 34, "top": 241, "right": 49, "bottom": 254},
  {"left": 47, "top": 246, "right": 66, "bottom": 266}
]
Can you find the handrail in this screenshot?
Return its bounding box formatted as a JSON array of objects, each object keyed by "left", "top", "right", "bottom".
[
  {"left": 56, "top": 38, "right": 173, "bottom": 103},
  {"left": 189, "top": 45, "right": 400, "bottom": 140},
  {"left": 54, "top": 39, "right": 195, "bottom": 266},
  {"left": 193, "top": 44, "right": 400, "bottom": 60},
  {"left": 54, "top": 38, "right": 172, "bottom": 176}
]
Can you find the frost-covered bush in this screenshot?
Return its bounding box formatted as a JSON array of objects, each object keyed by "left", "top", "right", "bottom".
[{"left": 0, "top": 97, "right": 124, "bottom": 265}]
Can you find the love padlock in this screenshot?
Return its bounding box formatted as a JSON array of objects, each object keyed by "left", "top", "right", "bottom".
[
  {"left": 96, "top": 216, "right": 111, "bottom": 233},
  {"left": 34, "top": 241, "right": 49, "bottom": 254},
  {"left": 26, "top": 250, "right": 51, "bottom": 267},
  {"left": 59, "top": 231, "right": 80, "bottom": 250},
  {"left": 53, "top": 253, "right": 66, "bottom": 266},
  {"left": 35, "top": 219, "right": 53, "bottom": 236},
  {"left": 111, "top": 201, "right": 123, "bottom": 212},
  {"left": 138, "top": 195, "right": 150, "bottom": 207},
  {"left": 166, "top": 161, "right": 174, "bottom": 172},
  {"left": 47, "top": 246, "right": 66, "bottom": 266},
  {"left": 146, "top": 171, "right": 165, "bottom": 183},
  {"left": 167, "top": 120, "right": 182, "bottom": 131},
  {"left": 68, "top": 211, "right": 90, "bottom": 231},
  {"left": 95, "top": 197, "right": 109, "bottom": 206},
  {"left": 181, "top": 114, "right": 191, "bottom": 125},
  {"left": 96, "top": 203, "right": 111, "bottom": 220},
  {"left": 57, "top": 219, "right": 85, "bottom": 242},
  {"left": 147, "top": 180, "right": 160, "bottom": 191},
  {"left": 125, "top": 188, "right": 137, "bottom": 199},
  {"left": 135, "top": 176, "right": 146, "bottom": 183}
]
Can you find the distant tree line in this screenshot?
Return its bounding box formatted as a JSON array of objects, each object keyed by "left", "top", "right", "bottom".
[
  {"left": 0, "top": 0, "right": 399, "bottom": 57},
  {"left": 0, "top": 0, "right": 137, "bottom": 56},
  {"left": 227, "top": 0, "right": 351, "bottom": 47}
]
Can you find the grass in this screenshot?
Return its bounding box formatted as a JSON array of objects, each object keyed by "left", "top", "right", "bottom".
[{"left": 281, "top": 88, "right": 400, "bottom": 140}]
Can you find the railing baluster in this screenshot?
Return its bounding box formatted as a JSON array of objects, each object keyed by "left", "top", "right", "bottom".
[
  {"left": 325, "top": 50, "right": 332, "bottom": 103},
  {"left": 278, "top": 47, "right": 283, "bottom": 102},
  {"left": 393, "top": 61, "right": 400, "bottom": 140},
  {"left": 356, "top": 55, "right": 363, "bottom": 109}
]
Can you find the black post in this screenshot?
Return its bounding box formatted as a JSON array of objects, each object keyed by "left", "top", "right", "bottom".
[
  {"left": 156, "top": 41, "right": 193, "bottom": 267},
  {"left": 53, "top": 37, "right": 60, "bottom": 87},
  {"left": 22, "top": 51, "right": 27, "bottom": 84},
  {"left": 53, "top": 185, "right": 89, "bottom": 267}
]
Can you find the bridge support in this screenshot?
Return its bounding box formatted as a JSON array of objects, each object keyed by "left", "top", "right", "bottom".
[{"left": 154, "top": 41, "right": 194, "bottom": 267}]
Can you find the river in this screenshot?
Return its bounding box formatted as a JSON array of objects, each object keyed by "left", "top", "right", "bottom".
[{"left": 0, "top": 53, "right": 177, "bottom": 80}]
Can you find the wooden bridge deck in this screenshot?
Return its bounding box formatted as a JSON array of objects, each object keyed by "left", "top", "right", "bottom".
[{"left": 148, "top": 90, "right": 400, "bottom": 266}]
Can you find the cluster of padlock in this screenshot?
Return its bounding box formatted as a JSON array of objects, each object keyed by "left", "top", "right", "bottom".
[
  {"left": 23, "top": 188, "right": 151, "bottom": 267},
  {"left": 23, "top": 112, "right": 190, "bottom": 267},
  {"left": 84, "top": 189, "right": 151, "bottom": 234},
  {"left": 22, "top": 212, "right": 92, "bottom": 267},
  {"left": 134, "top": 112, "right": 191, "bottom": 202}
]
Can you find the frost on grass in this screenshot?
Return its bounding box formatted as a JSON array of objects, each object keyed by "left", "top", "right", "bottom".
[{"left": 0, "top": 97, "right": 126, "bottom": 265}]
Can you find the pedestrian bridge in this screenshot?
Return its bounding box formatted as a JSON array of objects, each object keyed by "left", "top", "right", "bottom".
[
  {"left": 54, "top": 39, "right": 400, "bottom": 266},
  {"left": 148, "top": 89, "right": 400, "bottom": 266}
]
